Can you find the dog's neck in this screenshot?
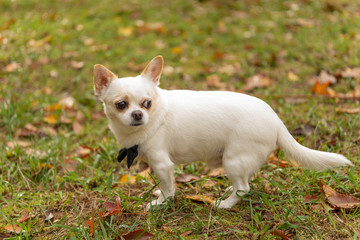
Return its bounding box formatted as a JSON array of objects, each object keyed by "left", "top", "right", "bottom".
[{"left": 108, "top": 89, "right": 168, "bottom": 148}]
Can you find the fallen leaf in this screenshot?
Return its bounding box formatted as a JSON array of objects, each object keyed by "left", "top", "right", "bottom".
[
  {"left": 1, "top": 224, "right": 23, "bottom": 234},
  {"left": 103, "top": 196, "right": 121, "bottom": 216},
  {"left": 290, "top": 123, "right": 316, "bottom": 137},
  {"left": 74, "top": 146, "right": 92, "bottom": 158},
  {"left": 122, "top": 229, "right": 155, "bottom": 240},
  {"left": 118, "top": 27, "right": 134, "bottom": 37},
  {"left": 58, "top": 95, "right": 76, "bottom": 109},
  {"left": 71, "top": 61, "right": 84, "bottom": 70},
  {"left": 44, "top": 103, "right": 62, "bottom": 112},
  {"left": 40, "top": 163, "right": 54, "bottom": 170},
  {"left": 84, "top": 212, "right": 95, "bottom": 236},
  {"left": 320, "top": 183, "right": 360, "bottom": 210},
  {"left": 137, "top": 166, "right": 152, "bottom": 180},
  {"left": 203, "top": 179, "right": 218, "bottom": 188},
  {"left": 61, "top": 158, "right": 78, "bottom": 172},
  {"left": 119, "top": 174, "right": 137, "bottom": 185},
  {"left": 287, "top": 71, "right": 299, "bottom": 81},
  {"left": 336, "top": 107, "right": 360, "bottom": 114},
  {"left": 72, "top": 121, "right": 84, "bottom": 135},
  {"left": 185, "top": 195, "right": 214, "bottom": 204},
  {"left": 17, "top": 212, "right": 34, "bottom": 223},
  {"left": 269, "top": 229, "right": 290, "bottom": 240},
  {"left": 175, "top": 173, "right": 200, "bottom": 183},
  {"left": 304, "top": 194, "right": 319, "bottom": 203},
  {"left": 4, "top": 62, "right": 20, "bottom": 72},
  {"left": 267, "top": 149, "right": 289, "bottom": 168},
  {"left": 208, "top": 168, "right": 226, "bottom": 177},
  {"left": 6, "top": 140, "right": 31, "bottom": 148},
  {"left": 171, "top": 46, "right": 182, "bottom": 54},
  {"left": 44, "top": 114, "right": 59, "bottom": 124},
  {"left": 340, "top": 67, "right": 360, "bottom": 78},
  {"left": 180, "top": 230, "right": 193, "bottom": 238},
  {"left": 243, "top": 74, "right": 273, "bottom": 91},
  {"left": 206, "top": 74, "right": 226, "bottom": 88},
  {"left": 311, "top": 80, "right": 331, "bottom": 95}
]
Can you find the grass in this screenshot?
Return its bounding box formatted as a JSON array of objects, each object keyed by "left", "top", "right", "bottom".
[{"left": 1, "top": 0, "right": 360, "bottom": 239}]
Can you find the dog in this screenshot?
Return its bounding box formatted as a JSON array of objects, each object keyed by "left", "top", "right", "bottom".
[{"left": 93, "top": 56, "right": 353, "bottom": 210}]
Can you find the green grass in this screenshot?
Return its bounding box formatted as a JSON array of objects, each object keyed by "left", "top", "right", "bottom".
[{"left": 1, "top": 0, "right": 360, "bottom": 239}]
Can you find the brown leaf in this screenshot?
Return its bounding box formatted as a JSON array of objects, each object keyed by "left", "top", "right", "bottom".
[
  {"left": 267, "top": 149, "right": 290, "bottom": 168},
  {"left": 206, "top": 74, "right": 226, "bottom": 88},
  {"left": 84, "top": 212, "right": 95, "bottom": 236},
  {"left": 336, "top": 107, "right": 360, "bottom": 114},
  {"left": 71, "top": 61, "right": 84, "bottom": 70},
  {"left": 58, "top": 95, "right": 76, "bottom": 109},
  {"left": 118, "top": 174, "right": 137, "bottom": 185},
  {"left": 185, "top": 195, "right": 214, "bottom": 204},
  {"left": 74, "top": 146, "right": 92, "bottom": 158},
  {"left": 311, "top": 80, "right": 330, "bottom": 95},
  {"left": 4, "top": 62, "right": 20, "bottom": 72},
  {"left": 290, "top": 123, "right": 315, "bottom": 137},
  {"left": 340, "top": 67, "right": 360, "bottom": 78},
  {"left": 180, "top": 230, "right": 193, "bottom": 238},
  {"left": 243, "top": 74, "right": 273, "bottom": 91},
  {"left": 122, "top": 229, "right": 155, "bottom": 240},
  {"left": 208, "top": 168, "right": 226, "bottom": 177},
  {"left": 103, "top": 197, "right": 121, "bottom": 216},
  {"left": 72, "top": 121, "right": 84, "bottom": 135},
  {"left": 6, "top": 140, "right": 31, "bottom": 149},
  {"left": 1, "top": 224, "right": 23, "bottom": 234},
  {"left": 61, "top": 158, "right": 78, "bottom": 172},
  {"left": 17, "top": 212, "right": 32, "bottom": 223},
  {"left": 175, "top": 173, "right": 200, "bottom": 183},
  {"left": 320, "top": 183, "right": 360, "bottom": 210},
  {"left": 203, "top": 179, "right": 218, "bottom": 188},
  {"left": 269, "top": 229, "right": 290, "bottom": 240},
  {"left": 304, "top": 194, "right": 319, "bottom": 203},
  {"left": 44, "top": 114, "right": 59, "bottom": 124}
]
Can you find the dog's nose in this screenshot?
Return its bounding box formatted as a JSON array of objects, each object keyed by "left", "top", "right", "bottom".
[{"left": 131, "top": 110, "right": 143, "bottom": 121}]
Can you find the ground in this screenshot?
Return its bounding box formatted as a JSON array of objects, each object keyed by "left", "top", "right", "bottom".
[{"left": 0, "top": 0, "right": 360, "bottom": 239}]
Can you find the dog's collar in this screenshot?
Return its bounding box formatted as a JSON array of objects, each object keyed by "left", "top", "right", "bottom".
[{"left": 117, "top": 145, "right": 138, "bottom": 168}]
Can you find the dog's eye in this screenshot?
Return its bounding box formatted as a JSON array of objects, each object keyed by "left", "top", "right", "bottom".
[
  {"left": 115, "top": 101, "right": 128, "bottom": 110},
  {"left": 142, "top": 100, "right": 152, "bottom": 109}
]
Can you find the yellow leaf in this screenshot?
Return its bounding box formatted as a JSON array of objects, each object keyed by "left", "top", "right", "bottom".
[
  {"left": 40, "top": 163, "right": 54, "bottom": 170},
  {"left": 44, "top": 115, "right": 59, "bottom": 124},
  {"left": 118, "top": 27, "right": 133, "bottom": 37},
  {"left": 171, "top": 46, "right": 182, "bottom": 54},
  {"left": 185, "top": 195, "right": 214, "bottom": 204},
  {"left": 119, "top": 174, "right": 137, "bottom": 185},
  {"left": 287, "top": 71, "right": 299, "bottom": 81}
]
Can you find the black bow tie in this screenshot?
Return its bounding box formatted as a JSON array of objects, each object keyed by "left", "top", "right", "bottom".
[{"left": 117, "top": 145, "right": 138, "bottom": 169}]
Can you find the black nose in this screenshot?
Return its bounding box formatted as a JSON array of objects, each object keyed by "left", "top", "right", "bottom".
[{"left": 131, "top": 110, "right": 143, "bottom": 121}]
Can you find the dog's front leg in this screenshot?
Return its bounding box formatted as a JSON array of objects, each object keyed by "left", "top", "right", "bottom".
[{"left": 146, "top": 154, "right": 175, "bottom": 210}]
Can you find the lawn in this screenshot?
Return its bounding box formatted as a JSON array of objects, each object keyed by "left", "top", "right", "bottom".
[{"left": 1, "top": 0, "right": 360, "bottom": 239}]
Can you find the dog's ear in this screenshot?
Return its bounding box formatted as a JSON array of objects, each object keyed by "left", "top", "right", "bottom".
[
  {"left": 93, "top": 64, "right": 117, "bottom": 96},
  {"left": 141, "top": 56, "right": 164, "bottom": 85}
]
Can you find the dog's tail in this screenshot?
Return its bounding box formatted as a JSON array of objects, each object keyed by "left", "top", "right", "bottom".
[{"left": 277, "top": 123, "right": 353, "bottom": 170}]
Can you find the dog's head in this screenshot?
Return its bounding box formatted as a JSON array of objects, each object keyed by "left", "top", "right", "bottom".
[{"left": 93, "top": 56, "right": 163, "bottom": 128}]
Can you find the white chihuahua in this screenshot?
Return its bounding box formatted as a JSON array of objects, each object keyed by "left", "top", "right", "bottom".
[{"left": 93, "top": 56, "right": 353, "bottom": 210}]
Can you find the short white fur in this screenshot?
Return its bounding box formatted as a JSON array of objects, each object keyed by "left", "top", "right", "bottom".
[{"left": 93, "top": 56, "right": 353, "bottom": 210}]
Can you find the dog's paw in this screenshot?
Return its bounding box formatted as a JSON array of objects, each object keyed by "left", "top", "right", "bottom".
[
  {"left": 146, "top": 199, "right": 166, "bottom": 211},
  {"left": 213, "top": 199, "right": 235, "bottom": 209}
]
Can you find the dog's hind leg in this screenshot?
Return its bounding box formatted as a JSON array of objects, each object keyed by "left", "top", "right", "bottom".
[{"left": 215, "top": 152, "right": 263, "bottom": 209}]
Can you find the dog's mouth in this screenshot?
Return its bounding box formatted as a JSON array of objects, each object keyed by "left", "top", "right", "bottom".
[{"left": 130, "top": 122, "right": 143, "bottom": 127}]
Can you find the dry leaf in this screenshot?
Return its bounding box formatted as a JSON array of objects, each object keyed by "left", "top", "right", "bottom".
[
  {"left": 185, "top": 195, "right": 214, "bottom": 204},
  {"left": 6, "top": 140, "right": 31, "bottom": 149},
  {"left": 118, "top": 27, "right": 133, "bottom": 37},
  {"left": 75, "top": 146, "right": 92, "bottom": 158},
  {"left": 72, "top": 121, "right": 84, "bottom": 135},
  {"left": 1, "top": 224, "right": 23, "bottom": 234},
  {"left": 119, "top": 174, "right": 137, "bottom": 185},
  {"left": 137, "top": 167, "right": 152, "bottom": 180},
  {"left": 287, "top": 71, "right": 299, "bottom": 81},
  {"left": 84, "top": 212, "right": 95, "bottom": 236},
  {"left": 61, "top": 158, "right": 78, "bottom": 172},
  {"left": 175, "top": 173, "right": 200, "bottom": 183},
  {"left": 71, "top": 61, "right": 84, "bottom": 70},
  {"left": 336, "top": 107, "right": 360, "bottom": 114},
  {"left": 208, "top": 168, "right": 226, "bottom": 177},
  {"left": 269, "top": 229, "right": 290, "bottom": 240},
  {"left": 122, "top": 229, "right": 155, "bottom": 240},
  {"left": 206, "top": 74, "right": 226, "bottom": 88},
  {"left": 103, "top": 197, "right": 121, "bottom": 216},
  {"left": 171, "top": 46, "right": 182, "bottom": 54},
  {"left": 180, "top": 230, "right": 193, "bottom": 238},
  {"left": 267, "top": 149, "right": 289, "bottom": 168},
  {"left": 311, "top": 80, "right": 330, "bottom": 95},
  {"left": 244, "top": 74, "right": 273, "bottom": 91},
  {"left": 340, "top": 67, "right": 360, "bottom": 78},
  {"left": 320, "top": 183, "right": 360, "bottom": 210},
  {"left": 304, "top": 194, "right": 319, "bottom": 203},
  {"left": 40, "top": 163, "right": 54, "bottom": 170},
  {"left": 58, "top": 95, "right": 75, "bottom": 109},
  {"left": 203, "top": 179, "right": 218, "bottom": 188},
  {"left": 290, "top": 123, "right": 316, "bottom": 137},
  {"left": 44, "top": 115, "right": 59, "bottom": 124},
  {"left": 4, "top": 62, "right": 20, "bottom": 72}
]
